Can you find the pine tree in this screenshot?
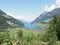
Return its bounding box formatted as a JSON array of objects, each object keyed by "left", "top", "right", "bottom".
[{"left": 46, "top": 15, "right": 58, "bottom": 45}]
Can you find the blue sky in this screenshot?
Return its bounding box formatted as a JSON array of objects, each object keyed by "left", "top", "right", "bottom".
[{"left": 0, "top": 0, "right": 57, "bottom": 22}]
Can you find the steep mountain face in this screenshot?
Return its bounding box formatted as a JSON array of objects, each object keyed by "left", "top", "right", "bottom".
[
  {"left": 0, "top": 10, "right": 24, "bottom": 29},
  {"left": 32, "top": 8, "right": 60, "bottom": 24}
]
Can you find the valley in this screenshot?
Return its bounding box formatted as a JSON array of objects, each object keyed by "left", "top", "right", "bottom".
[
  {"left": 0, "top": 0, "right": 60, "bottom": 44},
  {"left": 0, "top": 8, "right": 60, "bottom": 45}
]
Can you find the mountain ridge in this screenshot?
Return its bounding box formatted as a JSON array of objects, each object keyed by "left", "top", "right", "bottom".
[
  {"left": 32, "top": 8, "right": 60, "bottom": 24},
  {"left": 0, "top": 10, "right": 24, "bottom": 29}
]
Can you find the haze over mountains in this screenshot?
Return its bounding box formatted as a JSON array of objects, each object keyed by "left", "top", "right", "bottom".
[{"left": 1, "top": 8, "right": 60, "bottom": 30}]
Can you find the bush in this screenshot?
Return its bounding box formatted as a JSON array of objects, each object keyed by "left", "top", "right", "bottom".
[{"left": 17, "top": 29, "right": 23, "bottom": 41}]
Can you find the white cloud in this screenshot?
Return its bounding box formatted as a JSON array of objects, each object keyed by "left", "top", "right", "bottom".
[
  {"left": 6, "top": 0, "right": 60, "bottom": 22},
  {"left": 6, "top": 12, "right": 33, "bottom": 22},
  {"left": 44, "top": 4, "right": 55, "bottom": 12},
  {"left": 7, "top": 12, "right": 24, "bottom": 19},
  {"left": 44, "top": 0, "right": 60, "bottom": 12},
  {"left": 14, "top": 15, "right": 24, "bottom": 19},
  {"left": 7, "top": 12, "right": 14, "bottom": 17},
  {"left": 56, "top": 0, "right": 60, "bottom": 8}
]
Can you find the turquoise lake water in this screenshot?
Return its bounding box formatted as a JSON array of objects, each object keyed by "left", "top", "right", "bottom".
[{"left": 24, "top": 23, "right": 43, "bottom": 30}]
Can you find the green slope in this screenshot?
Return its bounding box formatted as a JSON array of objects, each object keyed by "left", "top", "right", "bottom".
[{"left": 0, "top": 10, "right": 24, "bottom": 30}]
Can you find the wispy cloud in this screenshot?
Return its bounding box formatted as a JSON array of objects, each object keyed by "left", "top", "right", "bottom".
[
  {"left": 5, "top": 0, "right": 60, "bottom": 22},
  {"left": 7, "top": 12, "right": 24, "bottom": 19},
  {"left": 44, "top": 0, "right": 60, "bottom": 12},
  {"left": 44, "top": 4, "right": 55, "bottom": 12},
  {"left": 56, "top": 0, "right": 60, "bottom": 8},
  {"left": 6, "top": 12, "right": 33, "bottom": 22}
]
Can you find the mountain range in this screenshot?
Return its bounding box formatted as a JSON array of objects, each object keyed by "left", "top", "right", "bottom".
[
  {"left": 1, "top": 8, "right": 60, "bottom": 30},
  {"left": 32, "top": 8, "right": 60, "bottom": 24}
]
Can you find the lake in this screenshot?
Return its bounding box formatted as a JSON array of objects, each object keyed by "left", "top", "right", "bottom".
[{"left": 24, "top": 23, "right": 43, "bottom": 30}]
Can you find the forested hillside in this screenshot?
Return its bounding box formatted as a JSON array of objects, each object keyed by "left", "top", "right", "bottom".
[{"left": 0, "top": 10, "right": 24, "bottom": 31}]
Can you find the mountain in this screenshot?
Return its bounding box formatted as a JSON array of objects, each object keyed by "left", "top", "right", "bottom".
[
  {"left": 32, "top": 8, "right": 60, "bottom": 24},
  {"left": 0, "top": 10, "right": 24, "bottom": 29}
]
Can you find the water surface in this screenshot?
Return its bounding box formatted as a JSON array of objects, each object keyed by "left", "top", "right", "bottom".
[{"left": 24, "top": 23, "right": 43, "bottom": 30}]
